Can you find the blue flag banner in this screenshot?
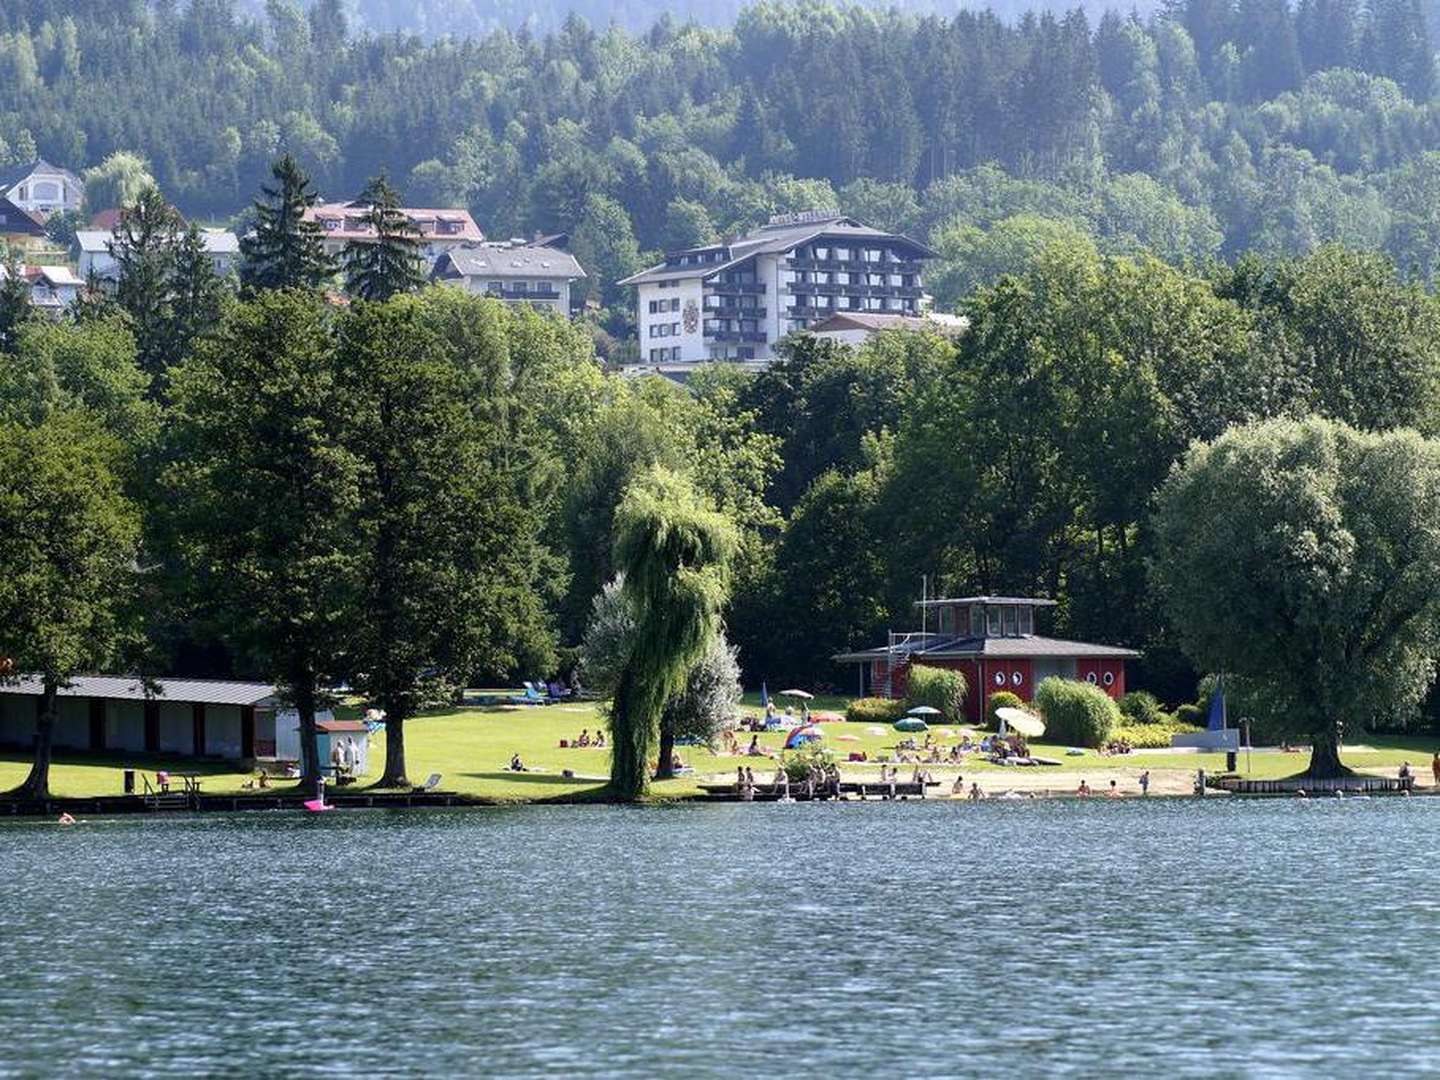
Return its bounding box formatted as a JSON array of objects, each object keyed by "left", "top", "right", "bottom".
[{"left": 1207, "top": 683, "right": 1226, "bottom": 731}]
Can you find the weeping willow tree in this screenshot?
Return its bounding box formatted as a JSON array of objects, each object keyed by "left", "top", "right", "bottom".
[{"left": 608, "top": 466, "right": 736, "bottom": 800}]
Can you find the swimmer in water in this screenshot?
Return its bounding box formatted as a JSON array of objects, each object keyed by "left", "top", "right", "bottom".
[{"left": 57, "top": 812, "right": 76, "bottom": 825}]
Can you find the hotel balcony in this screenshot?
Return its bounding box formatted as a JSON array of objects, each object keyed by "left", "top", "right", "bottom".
[
  {"left": 704, "top": 280, "right": 767, "bottom": 295},
  {"left": 704, "top": 329, "right": 768, "bottom": 344}
]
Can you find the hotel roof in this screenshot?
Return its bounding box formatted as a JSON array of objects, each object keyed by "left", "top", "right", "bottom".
[
  {"left": 617, "top": 213, "right": 936, "bottom": 288},
  {"left": 435, "top": 243, "right": 585, "bottom": 280}
]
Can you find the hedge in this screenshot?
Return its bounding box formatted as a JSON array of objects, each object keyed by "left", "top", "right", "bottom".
[
  {"left": 846, "top": 697, "right": 907, "bottom": 724},
  {"left": 906, "top": 664, "right": 967, "bottom": 723},
  {"left": 1175, "top": 703, "right": 1204, "bottom": 727},
  {"left": 1118, "top": 690, "right": 1167, "bottom": 726},
  {"left": 1112, "top": 720, "right": 1204, "bottom": 749},
  {"left": 1032, "top": 676, "right": 1120, "bottom": 748},
  {"left": 986, "top": 690, "right": 1023, "bottom": 728}
]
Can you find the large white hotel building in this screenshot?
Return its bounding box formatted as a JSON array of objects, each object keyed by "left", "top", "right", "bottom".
[{"left": 619, "top": 210, "right": 936, "bottom": 366}]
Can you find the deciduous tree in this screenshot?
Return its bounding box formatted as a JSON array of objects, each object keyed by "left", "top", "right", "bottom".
[
  {"left": 0, "top": 412, "right": 141, "bottom": 799},
  {"left": 1153, "top": 416, "right": 1440, "bottom": 776}
]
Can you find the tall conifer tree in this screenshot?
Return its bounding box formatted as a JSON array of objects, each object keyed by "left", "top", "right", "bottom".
[
  {"left": 342, "top": 174, "right": 423, "bottom": 303},
  {"left": 239, "top": 154, "right": 334, "bottom": 293}
]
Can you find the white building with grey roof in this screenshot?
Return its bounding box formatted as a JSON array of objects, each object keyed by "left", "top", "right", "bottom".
[
  {"left": 618, "top": 210, "right": 937, "bottom": 366},
  {"left": 432, "top": 241, "right": 586, "bottom": 315}
]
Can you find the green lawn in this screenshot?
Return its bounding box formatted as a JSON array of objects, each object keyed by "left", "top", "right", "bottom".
[{"left": 2, "top": 695, "right": 1435, "bottom": 801}]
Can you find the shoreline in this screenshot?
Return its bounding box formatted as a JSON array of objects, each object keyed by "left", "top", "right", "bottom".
[{"left": 1, "top": 765, "right": 1431, "bottom": 817}]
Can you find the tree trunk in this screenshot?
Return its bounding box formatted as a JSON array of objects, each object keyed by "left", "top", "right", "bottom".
[
  {"left": 294, "top": 676, "right": 321, "bottom": 788},
  {"left": 607, "top": 669, "right": 650, "bottom": 801},
  {"left": 654, "top": 719, "right": 676, "bottom": 781},
  {"left": 378, "top": 707, "right": 407, "bottom": 788},
  {"left": 16, "top": 678, "right": 58, "bottom": 800},
  {"left": 1304, "top": 727, "right": 1352, "bottom": 779}
]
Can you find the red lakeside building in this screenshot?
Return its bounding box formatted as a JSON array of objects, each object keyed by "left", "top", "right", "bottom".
[{"left": 834, "top": 596, "right": 1139, "bottom": 724}]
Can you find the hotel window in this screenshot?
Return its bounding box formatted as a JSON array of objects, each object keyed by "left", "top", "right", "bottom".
[
  {"left": 834, "top": 246, "right": 850, "bottom": 261},
  {"left": 837, "top": 296, "right": 852, "bottom": 310},
  {"left": 815, "top": 295, "right": 831, "bottom": 308},
  {"left": 971, "top": 606, "right": 984, "bottom": 636},
  {"left": 1019, "top": 607, "right": 1033, "bottom": 635},
  {"left": 814, "top": 246, "right": 830, "bottom": 260},
  {"left": 1003, "top": 606, "right": 1018, "bottom": 636},
  {"left": 671, "top": 322, "right": 680, "bottom": 335},
  {"left": 987, "top": 606, "right": 1002, "bottom": 636}
]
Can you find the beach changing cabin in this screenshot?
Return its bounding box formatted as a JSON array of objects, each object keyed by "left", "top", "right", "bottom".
[
  {"left": 0, "top": 676, "right": 333, "bottom": 763},
  {"left": 833, "top": 596, "right": 1139, "bottom": 724}
]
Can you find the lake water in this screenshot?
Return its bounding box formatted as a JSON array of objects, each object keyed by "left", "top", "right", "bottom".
[{"left": 2, "top": 799, "right": 1438, "bottom": 1077}]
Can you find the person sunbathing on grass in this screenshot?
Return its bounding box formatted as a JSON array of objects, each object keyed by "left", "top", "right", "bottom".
[
  {"left": 576, "top": 730, "right": 591, "bottom": 747},
  {"left": 509, "top": 754, "right": 528, "bottom": 772}
]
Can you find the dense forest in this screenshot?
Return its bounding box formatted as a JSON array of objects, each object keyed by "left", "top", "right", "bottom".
[
  {"left": 235, "top": 0, "right": 1166, "bottom": 37},
  {"left": 5, "top": 0, "right": 1440, "bottom": 753},
  {"left": 5, "top": 0, "right": 1440, "bottom": 330}
]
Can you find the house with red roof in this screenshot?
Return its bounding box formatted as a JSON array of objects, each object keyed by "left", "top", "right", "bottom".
[{"left": 834, "top": 595, "right": 1139, "bottom": 723}]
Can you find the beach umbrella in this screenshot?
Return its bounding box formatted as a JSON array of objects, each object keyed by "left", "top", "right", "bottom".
[
  {"left": 780, "top": 689, "right": 814, "bottom": 700},
  {"left": 811, "top": 710, "right": 844, "bottom": 723},
  {"left": 995, "top": 706, "right": 1045, "bottom": 738},
  {"left": 894, "top": 717, "right": 930, "bottom": 733},
  {"left": 907, "top": 705, "right": 941, "bottom": 716}
]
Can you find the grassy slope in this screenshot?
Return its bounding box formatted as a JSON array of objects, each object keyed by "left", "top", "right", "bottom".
[{"left": 1, "top": 697, "right": 1435, "bottom": 800}]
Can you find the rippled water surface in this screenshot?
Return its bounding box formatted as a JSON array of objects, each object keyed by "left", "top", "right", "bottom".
[{"left": 2, "top": 799, "right": 1438, "bottom": 1077}]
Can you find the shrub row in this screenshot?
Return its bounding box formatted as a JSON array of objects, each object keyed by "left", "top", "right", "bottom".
[
  {"left": 986, "top": 690, "right": 1023, "bottom": 727},
  {"left": 1032, "top": 676, "right": 1120, "bottom": 748},
  {"left": 1112, "top": 720, "right": 1204, "bottom": 749},
  {"left": 905, "top": 664, "right": 967, "bottom": 723},
  {"left": 845, "top": 697, "right": 907, "bottom": 724}
]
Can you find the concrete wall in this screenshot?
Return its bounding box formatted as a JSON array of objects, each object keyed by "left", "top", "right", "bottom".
[
  {"left": 205, "top": 704, "right": 242, "bottom": 759},
  {"left": 107, "top": 700, "right": 146, "bottom": 752},
  {"left": 0, "top": 695, "right": 33, "bottom": 747},
  {"left": 156, "top": 701, "right": 192, "bottom": 754},
  {"left": 52, "top": 697, "right": 90, "bottom": 750}
]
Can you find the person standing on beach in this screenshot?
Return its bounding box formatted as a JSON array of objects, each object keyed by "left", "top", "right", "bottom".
[
  {"left": 1432, "top": 752, "right": 1440, "bottom": 787},
  {"left": 1139, "top": 771, "right": 1150, "bottom": 796}
]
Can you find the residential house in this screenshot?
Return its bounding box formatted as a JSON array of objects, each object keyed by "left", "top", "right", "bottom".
[
  {"left": 833, "top": 595, "right": 1139, "bottom": 723},
  {"left": 0, "top": 197, "right": 49, "bottom": 251},
  {"left": 0, "top": 159, "right": 84, "bottom": 217},
  {"left": 431, "top": 241, "right": 585, "bottom": 314},
  {"left": 76, "top": 227, "right": 239, "bottom": 281},
  {"left": 23, "top": 264, "right": 84, "bottom": 318},
  {"left": 807, "top": 310, "right": 967, "bottom": 347},
  {"left": 618, "top": 210, "right": 936, "bottom": 366},
  {"left": 304, "top": 200, "right": 484, "bottom": 264}
]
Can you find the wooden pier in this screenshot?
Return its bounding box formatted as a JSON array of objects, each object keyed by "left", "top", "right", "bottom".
[
  {"left": 698, "top": 779, "right": 939, "bottom": 801},
  {"left": 1209, "top": 775, "right": 1415, "bottom": 796}
]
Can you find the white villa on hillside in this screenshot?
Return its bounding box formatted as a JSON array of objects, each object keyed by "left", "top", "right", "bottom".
[
  {"left": 618, "top": 210, "right": 936, "bottom": 366},
  {"left": 432, "top": 241, "right": 585, "bottom": 314},
  {"left": 304, "top": 200, "right": 484, "bottom": 263},
  {"left": 0, "top": 159, "right": 84, "bottom": 217}
]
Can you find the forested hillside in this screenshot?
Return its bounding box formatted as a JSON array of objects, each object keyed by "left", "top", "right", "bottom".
[
  {"left": 4, "top": 0, "right": 1440, "bottom": 325},
  {"left": 232, "top": 0, "right": 1163, "bottom": 37}
]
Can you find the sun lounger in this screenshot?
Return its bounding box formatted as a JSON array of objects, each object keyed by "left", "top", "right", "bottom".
[{"left": 411, "top": 773, "right": 442, "bottom": 793}]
